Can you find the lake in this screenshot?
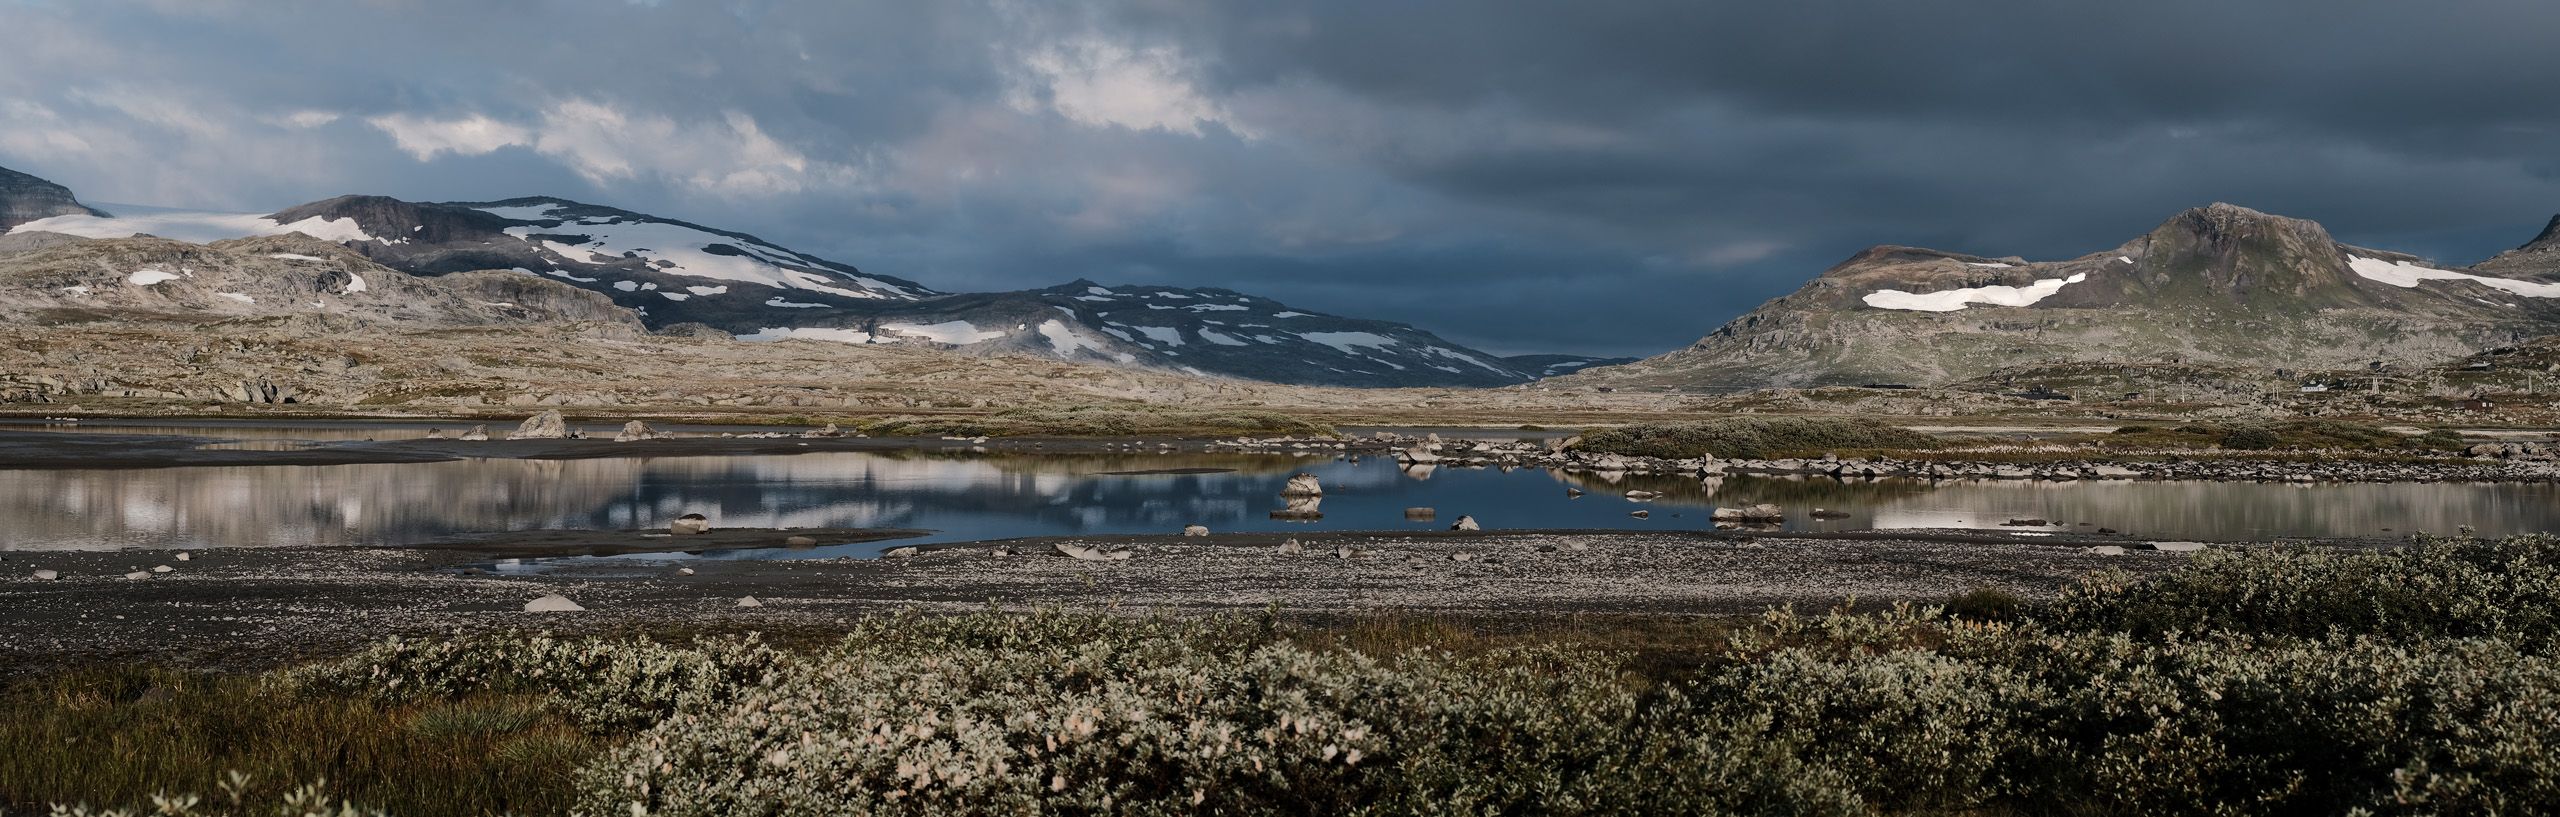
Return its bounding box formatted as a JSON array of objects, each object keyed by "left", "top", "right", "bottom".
[{"left": 3, "top": 421, "right": 2557, "bottom": 558}]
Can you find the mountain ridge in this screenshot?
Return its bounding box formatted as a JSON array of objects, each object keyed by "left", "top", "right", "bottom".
[{"left": 1557, "top": 203, "right": 2560, "bottom": 389}]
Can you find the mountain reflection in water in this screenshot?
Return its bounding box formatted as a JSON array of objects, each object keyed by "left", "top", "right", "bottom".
[{"left": 4, "top": 448, "right": 2558, "bottom": 554}]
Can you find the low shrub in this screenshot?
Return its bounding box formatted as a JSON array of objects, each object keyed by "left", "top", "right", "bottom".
[
  {"left": 1573, "top": 417, "right": 1945, "bottom": 459},
  {"left": 2218, "top": 426, "right": 2280, "bottom": 450}
]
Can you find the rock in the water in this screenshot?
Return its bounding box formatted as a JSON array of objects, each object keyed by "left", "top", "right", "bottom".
[
  {"left": 882, "top": 546, "right": 920, "bottom": 558},
  {"left": 1625, "top": 490, "right": 1658, "bottom": 500},
  {"left": 670, "top": 513, "right": 712, "bottom": 535},
  {"left": 32, "top": 569, "right": 58, "bottom": 581},
  {"left": 507, "top": 410, "right": 568, "bottom": 440},
  {"left": 1403, "top": 507, "right": 1437, "bottom": 520},
  {"left": 614, "top": 420, "right": 666, "bottom": 442},
  {"left": 1629, "top": 510, "right": 1651, "bottom": 519},
  {"left": 424, "top": 428, "right": 447, "bottom": 440},
  {"left": 123, "top": 571, "right": 151, "bottom": 580},
  {"left": 1565, "top": 488, "right": 1585, "bottom": 498},
  {"left": 457, "top": 424, "right": 490, "bottom": 441},
  {"left": 1279, "top": 538, "right": 1304, "bottom": 554},
  {"left": 784, "top": 535, "right": 818, "bottom": 546},
  {"left": 1398, "top": 445, "right": 1441, "bottom": 465},
  {"left": 1809, "top": 508, "right": 1851, "bottom": 519},
  {"left": 735, "top": 596, "right": 764, "bottom": 608},
  {"left": 1183, "top": 525, "right": 1210, "bottom": 537},
  {"left": 802, "top": 422, "right": 843, "bottom": 438},
  {"left": 1270, "top": 495, "right": 1324, "bottom": 520},
  {"left": 1451, "top": 515, "right": 1481, "bottom": 531},
  {"left": 524, "top": 594, "right": 585, "bottom": 613},
  {"left": 174, "top": 552, "right": 191, "bottom": 561},
  {"left": 1712, "top": 504, "right": 1784, "bottom": 523},
  {"left": 1281, "top": 473, "right": 1323, "bottom": 497}
]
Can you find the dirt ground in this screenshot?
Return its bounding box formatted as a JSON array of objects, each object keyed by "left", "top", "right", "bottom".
[{"left": 0, "top": 526, "right": 2195, "bottom": 677}]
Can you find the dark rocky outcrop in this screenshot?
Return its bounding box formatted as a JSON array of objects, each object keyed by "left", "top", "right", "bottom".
[{"left": 0, "top": 166, "right": 108, "bottom": 231}]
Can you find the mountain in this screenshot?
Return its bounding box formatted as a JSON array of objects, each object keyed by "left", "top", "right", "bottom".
[
  {"left": 1559, "top": 203, "right": 2560, "bottom": 388},
  {"left": 5, "top": 180, "right": 1554, "bottom": 387},
  {"left": 2472, "top": 214, "right": 2560, "bottom": 280},
  {"left": 0, "top": 167, "right": 108, "bottom": 231},
  {"left": 732, "top": 279, "right": 1539, "bottom": 387}
]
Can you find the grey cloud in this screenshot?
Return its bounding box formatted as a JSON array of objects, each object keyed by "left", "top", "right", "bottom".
[{"left": 1, "top": 0, "right": 2555, "bottom": 358}]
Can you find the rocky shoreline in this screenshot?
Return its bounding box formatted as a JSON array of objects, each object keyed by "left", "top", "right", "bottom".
[{"left": 1214, "top": 432, "right": 2560, "bottom": 484}]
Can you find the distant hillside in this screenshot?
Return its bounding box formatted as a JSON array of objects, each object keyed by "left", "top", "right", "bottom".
[
  {"left": 7, "top": 174, "right": 1564, "bottom": 388},
  {"left": 0, "top": 167, "right": 107, "bottom": 231},
  {"left": 1560, "top": 203, "right": 2560, "bottom": 388}
]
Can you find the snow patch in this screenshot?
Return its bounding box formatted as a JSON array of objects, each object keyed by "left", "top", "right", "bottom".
[
  {"left": 478, "top": 203, "right": 563, "bottom": 221},
  {"left": 1039, "top": 319, "right": 1107, "bottom": 356},
  {"left": 1271, "top": 311, "right": 1311, "bottom": 318},
  {"left": 612, "top": 280, "right": 640, "bottom": 292},
  {"left": 2345, "top": 256, "right": 2560, "bottom": 298},
  {"left": 1863, "top": 273, "right": 2088, "bottom": 312},
  {"left": 215, "top": 292, "right": 255, "bottom": 304},
  {"left": 1130, "top": 325, "right": 1184, "bottom": 346},
  {"left": 659, "top": 291, "right": 691, "bottom": 301},
  {"left": 13, "top": 211, "right": 389, "bottom": 244},
  {"left": 487, "top": 208, "right": 929, "bottom": 300},
  {"left": 1186, "top": 303, "right": 1249, "bottom": 311},
  {"left": 266, "top": 253, "right": 327, "bottom": 262},
  {"left": 763, "top": 297, "right": 828, "bottom": 308},
  {"left": 882, "top": 320, "right": 1006, "bottom": 345},
  {"left": 127, "top": 270, "right": 180, "bottom": 286},
  {"left": 1197, "top": 328, "right": 1249, "bottom": 346},
  {"left": 685, "top": 285, "right": 729, "bottom": 297},
  {"left": 735, "top": 326, "right": 875, "bottom": 344},
  {"left": 1299, "top": 331, "right": 1396, "bottom": 354},
  {"left": 1965, "top": 262, "right": 2013, "bottom": 268},
  {"left": 341, "top": 273, "right": 367, "bottom": 295}
]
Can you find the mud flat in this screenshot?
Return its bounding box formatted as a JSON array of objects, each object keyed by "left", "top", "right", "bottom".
[{"left": 0, "top": 528, "right": 2199, "bottom": 677}]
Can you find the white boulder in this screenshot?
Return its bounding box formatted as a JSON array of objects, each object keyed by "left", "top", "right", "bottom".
[{"left": 523, "top": 594, "right": 585, "bottom": 613}]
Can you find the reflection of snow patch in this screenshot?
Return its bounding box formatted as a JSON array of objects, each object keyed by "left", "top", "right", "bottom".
[
  {"left": 2346, "top": 256, "right": 2560, "bottom": 298},
  {"left": 1863, "top": 273, "right": 2088, "bottom": 312}
]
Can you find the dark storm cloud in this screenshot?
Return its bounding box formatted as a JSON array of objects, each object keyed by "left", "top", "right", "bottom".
[{"left": 2, "top": 0, "right": 2555, "bottom": 356}]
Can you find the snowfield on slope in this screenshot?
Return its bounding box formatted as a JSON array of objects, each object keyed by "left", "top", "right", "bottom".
[
  {"left": 17, "top": 211, "right": 387, "bottom": 245},
  {"left": 2346, "top": 256, "right": 2560, "bottom": 299},
  {"left": 479, "top": 204, "right": 928, "bottom": 301},
  {"left": 1863, "top": 273, "right": 2088, "bottom": 312}
]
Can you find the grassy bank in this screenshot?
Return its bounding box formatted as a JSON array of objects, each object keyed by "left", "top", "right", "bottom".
[
  {"left": 1573, "top": 417, "right": 1950, "bottom": 459},
  {"left": 856, "top": 404, "right": 1335, "bottom": 438},
  {"left": 10, "top": 535, "right": 2560, "bottom": 815}
]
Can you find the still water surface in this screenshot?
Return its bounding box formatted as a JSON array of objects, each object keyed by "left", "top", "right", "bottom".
[{"left": 3, "top": 422, "right": 2557, "bottom": 556}]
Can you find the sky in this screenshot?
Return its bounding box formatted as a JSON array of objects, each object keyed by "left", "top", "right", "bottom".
[{"left": 3, "top": 0, "right": 2557, "bottom": 357}]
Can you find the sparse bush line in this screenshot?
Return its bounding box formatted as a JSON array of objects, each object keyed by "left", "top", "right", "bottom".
[{"left": 17, "top": 536, "right": 2560, "bottom": 815}]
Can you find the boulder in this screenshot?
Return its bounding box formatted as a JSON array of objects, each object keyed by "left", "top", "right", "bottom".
[
  {"left": 1270, "top": 495, "right": 1324, "bottom": 520},
  {"left": 175, "top": 552, "right": 191, "bottom": 561},
  {"left": 882, "top": 546, "right": 920, "bottom": 559},
  {"left": 784, "top": 535, "right": 818, "bottom": 546},
  {"left": 1629, "top": 510, "right": 1651, "bottom": 519},
  {"left": 1451, "top": 515, "right": 1481, "bottom": 531},
  {"left": 1183, "top": 525, "right": 1210, "bottom": 537},
  {"left": 31, "top": 569, "right": 58, "bottom": 581},
  {"left": 1280, "top": 473, "right": 1324, "bottom": 497},
  {"left": 1055, "top": 542, "right": 1132, "bottom": 562},
  {"left": 2084, "top": 545, "right": 2128, "bottom": 556},
  {"left": 1451, "top": 552, "right": 1475, "bottom": 562},
  {"left": 677, "top": 567, "right": 696, "bottom": 576},
  {"left": 735, "top": 596, "right": 764, "bottom": 608},
  {"left": 1712, "top": 504, "right": 1784, "bottom": 523},
  {"left": 123, "top": 571, "right": 151, "bottom": 580},
  {"left": 1565, "top": 488, "right": 1585, "bottom": 498},
  {"left": 670, "top": 513, "right": 712, "bottom": 535},
  {"left": 507, "top": 410, "right": 569, "bottom": 440},
  {"left": 802, "top": 422, "right": 844, "bottom": 438},
  {"left": 456, "top": 424, "right": 490, "bottom": 442},
  {"left": 2144, "top": 541, "right": 2211, "bottom": 553},
  {"left": 1624, "top": 490, "right": 1658, "bottom": 500},
  {"left": 1334, "top": 546, "right": 1355, "bottom": 559},
  {"left": 1403, "top": 507, "right": 1437, "bottom": 520},
  {"left": 614, "top": 420, "right": 665, "bottom": 442},
  {"left": 1279, "top": 538, "right": 1304, "bottom": 555},
  {"left": 1398, "top": 445, "right": 1441, "bottom": 465},
  {"left": 1808, "top": 508, "right": 1851, "bottom": 519},
  {"left": 151, "top": 564, "right": 174, "bottom": 573},
  {"left": 523, "top": 594, "right": 585, "bottom": 613}
]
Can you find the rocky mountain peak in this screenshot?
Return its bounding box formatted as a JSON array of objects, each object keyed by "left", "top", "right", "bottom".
[
  {"left": 2526, "top": 213, "right": 2560, "bottom": 253},
  {"left": 0, "top": 166, "right": 109, "bottom": 231}
]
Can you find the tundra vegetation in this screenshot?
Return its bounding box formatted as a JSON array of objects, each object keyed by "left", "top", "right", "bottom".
[
  {"left": 9, "top": 535, "right": 2560, "bottom": 815},
  {"left": 1572, "top": 417, "right": 1949, "bottom": 459}
]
